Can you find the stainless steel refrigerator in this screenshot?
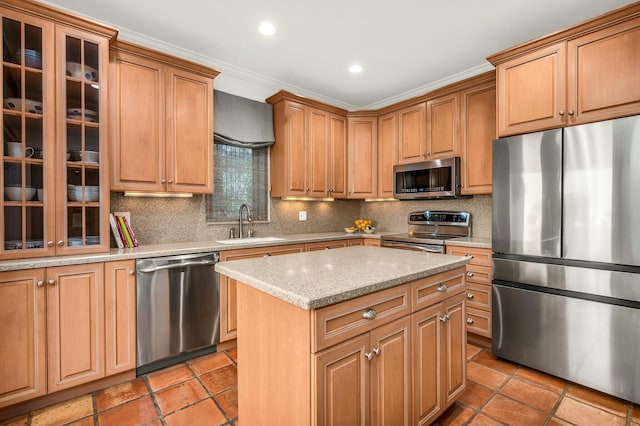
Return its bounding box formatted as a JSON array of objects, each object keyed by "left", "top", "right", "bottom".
[{"left": 492, "top": 115, "right": 640, "bottom": 404}]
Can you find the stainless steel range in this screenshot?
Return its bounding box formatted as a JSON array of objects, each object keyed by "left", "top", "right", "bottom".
[{"left": 381, "top": 211, "right": 471, "bottom": 253}]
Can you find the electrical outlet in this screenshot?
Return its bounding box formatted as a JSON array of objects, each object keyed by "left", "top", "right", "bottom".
[{"left": 299, "top": 211, "right": 307, "bottom": 221}]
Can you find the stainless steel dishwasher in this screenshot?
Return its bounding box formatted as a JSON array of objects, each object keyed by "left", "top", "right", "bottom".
[{"left": 136, "top": 252, "right": 220, "bottom": 374}]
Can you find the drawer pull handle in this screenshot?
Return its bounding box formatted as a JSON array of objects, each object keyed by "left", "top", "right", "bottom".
[
  {"left": 467, "top": 318, "right": 474, "bottom": 324},
  {"left": 437, "top": 284, "right": 447, "bottom": 292},
  {"left": 372, "top": 347, "right": 381, "bottom": 356},
  {"left": 362, "top": 308, "right": 377, "bottom": 320},
  {"left": 439, "top": 314, "right": 450, "bottom": 322},
  {"left": 466, "top": 292, "right": 474, "bottom": 299},
  {"left": 365, "top": 351, "right": 375, "bottom": 361},
  {"left": 466, "top": 271, "right": 474, "bottom": 277}
]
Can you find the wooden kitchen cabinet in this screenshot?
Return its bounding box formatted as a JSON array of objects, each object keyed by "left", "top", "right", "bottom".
[
  {"left": 1, "top": 2, "right": 115, "bottom": 260},
  {"left": 305, "top": 240, "right": 348, "bottom": 251},
  {"left": 104, "top": 260, "right": 136, "bottom": 376},
  {"left": 46, "top": 264, "right": 104, "bottom": 393},
  {"left": 0, "top": 261, "right": 136, "bottom": 409},
  {"left": 0, "top": 269, "right": 46, "bottom": 408},
  {"left": 446, "top": 246, "right": 493, "bottom": 339},
  {"left": 397, "top": 103, "right": 426, "bottom": 165},
  {"left": 377, "top": 112, "right": 398, "bottom": 197},
  {"left": 219, "top": 243, "right": 305, "bottom": 342},
  {"left": 268, "top": 91, "right": 347, "bottom": 199},
  {"left": 329, "top": 114, "right": 348, "bottom": 198},
  {"left": 412, "top": 292, "right": 466, "bottom": 425},
  {"left": 110, "top": 41, "right": 217, "bottom": 193},
  {"left": 236, "top": 266, "right": 466, "bottom": 425},
  {"left": 460, "top": 80, "right": 496, "bottom": 195},
  {"left": 315, "top": 316, "right": 412, "bottom": 426},
  {"left": 347, "top": 115, "right": 377, "bottom": 199},
  {"left": 426, "top": 93, "right": 461, "bottom": 160},
  {"left": 489, "top": 5, "right": 640, "bottom": 136}
]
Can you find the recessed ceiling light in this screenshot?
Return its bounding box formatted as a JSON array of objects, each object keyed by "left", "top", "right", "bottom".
[
  {"left": 349, "top": 64, "right": 363, "bottom": 74},
  {"left": 258, "top": 22, "right": 276, "bottom": 36}
]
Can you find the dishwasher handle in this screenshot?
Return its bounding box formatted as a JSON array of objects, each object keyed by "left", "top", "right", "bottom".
[
  {"left": 138, "top": 260, "right": 217, "bottom": 273},
  {"left": 381, "top": 241, "right": 444, "bottom": 253}
]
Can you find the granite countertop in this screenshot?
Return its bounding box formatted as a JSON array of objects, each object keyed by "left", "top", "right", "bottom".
[
  {"left": 445, "top": 237, "right": 491, "bottom": 249},
  {"left": 215, "top": 246, "right": 470, "bottom": 310},
  {"left": 0, "top": 232, "right": 389, "bottom": 272}
]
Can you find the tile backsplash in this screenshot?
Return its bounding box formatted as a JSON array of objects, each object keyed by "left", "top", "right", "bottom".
[{"left": 110, "top": 193, "right": 491, "bottom": 245}]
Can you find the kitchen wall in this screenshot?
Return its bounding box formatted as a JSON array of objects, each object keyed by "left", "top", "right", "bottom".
[
  {"left": 111, "top": 193, "right": 491, "bottom": 245},
  {"left": 110, "top": 194, "right": 360, "bottom": 245}
]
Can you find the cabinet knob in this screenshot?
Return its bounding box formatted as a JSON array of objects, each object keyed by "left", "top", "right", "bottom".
[
  {"left": 437, "top": 284, "right": 448, "bottom": 292},
  {"left": 161, "top": 179, "right": 166, "bottom": 184},
  {"left": 365, "top": 351, "right": 374, "bottom": 361},
  {"left": 466, "top": 318, "right": 474, "bottom": 324},
  {"left": 57, "top": 240, "right": 64, "bottom": 246},
  {"left": 559, "top": 110, "right": 565, "bottom": 116},
  {"left": 372, "top": 347, "right": 381, "bottom": 356},
  {"left": 47, "top": 241, "right": 54, "bottom": 247},
  {"left": 168, "top": 179, "right": 174, "bottom": 184},
  {"left": 306, "top": 188, "right": 310, "bottom": 192},
  {"left": 439, "top": 314, "right": 450, "bottom": 322},
  {"left": 466, "top": 292, "right": 474, "bottom": 299},
  {"left": 48, "top": 279, "right": 56, "bottom": 286},
  {"left": 362, "top": 308, "right": 377, "bottom": 320},
  {"left": 568, "top": 110, "right": 575, "bottom": 116},
  {"left": 466, "top": 271, "right": 474, "bottom": 277},
  {"left": 37, "top": 280, "right": 44, "bottom": 287},
  {"left": 129, "top": 270, "right": 135, "bottom": 276},
  {"left": 421, "top": 152, "right": 426, "bottom": 156}
]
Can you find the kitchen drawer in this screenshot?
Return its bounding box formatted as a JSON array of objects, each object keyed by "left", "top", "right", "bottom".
[
  {"left": 465, "top": 283, "right": 491, "bottom": 310},
  {"left": 312, "top": 283, "right": 411, "bottom": 352},
  {"left": 466, "top": 306, "right": 492, "bottom": 338},
  {"left": 306, "top": 240, "right": 349, "bottom": 251},
  {"left": 465, "top": 265, "right": 492, "bottom": 286},
  {"left": 446, "top": 246, "right": 492, "bottom": 268},
  {"left": 411, "top": 267, "right": 466, "bottom": 312}
]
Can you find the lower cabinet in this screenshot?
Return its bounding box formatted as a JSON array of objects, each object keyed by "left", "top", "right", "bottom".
[
  {"left": 0, "top": 261, "right": 136, "bottom": 409},
  {"left": 236, "top": 266, "right": 466, "bottom": 425},
  {"left": 315, "top": 316, "right": 412, "bottom": 426},
  {"left": 219, "top": 244, "right": 305, "bottom": 342},
  {"left": 446, "top": 246, "right": 493, "bottom": 339}
]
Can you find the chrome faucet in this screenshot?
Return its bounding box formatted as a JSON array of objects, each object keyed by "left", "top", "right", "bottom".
[{"left": 238, "top": 204, "right": 253, "bottom": 238}]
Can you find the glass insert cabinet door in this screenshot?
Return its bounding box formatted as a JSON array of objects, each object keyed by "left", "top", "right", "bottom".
[
  {"left": 54, "top": 25, "right": 109, "bottom": 256},
  {"left": 1, "top": 6, "right": 111, "bottom": 260},
  {"left": 1, "top": 11, "right": 55, "bottom": 258}
]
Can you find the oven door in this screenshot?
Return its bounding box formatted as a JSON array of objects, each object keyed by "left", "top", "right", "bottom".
[{"left": 381, "top": 240, "right": 444, "bottom": 254}]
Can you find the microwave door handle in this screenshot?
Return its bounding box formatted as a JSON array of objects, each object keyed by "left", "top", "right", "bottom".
[{"left": 384, "top": 242, "right": 443, "bottom": 253}]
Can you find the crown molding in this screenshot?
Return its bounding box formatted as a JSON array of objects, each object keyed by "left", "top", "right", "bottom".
[{"left": 361, "top": 63, "right": 495, "bottom": 110}]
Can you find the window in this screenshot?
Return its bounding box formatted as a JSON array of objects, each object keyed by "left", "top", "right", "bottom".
[{"left": 206, "top": 144, "right": 269, "bottom": 222}]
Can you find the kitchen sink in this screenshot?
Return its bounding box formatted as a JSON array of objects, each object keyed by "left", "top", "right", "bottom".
[{"left": 215, "top": 236, "right": 287, "bottom": 244}]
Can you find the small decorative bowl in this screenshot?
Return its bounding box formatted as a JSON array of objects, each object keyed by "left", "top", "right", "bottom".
[
  {"left": 363, "top": 227, "right": 376, "bottom": 234},
  {"left": 344, "top": 228, "right": 356, "bottom": 233}
]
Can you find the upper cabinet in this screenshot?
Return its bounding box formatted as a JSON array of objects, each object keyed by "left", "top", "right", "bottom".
[
  {"left": 426, "top": 93, "right": 461, "bottom": 160},
  {"left": 377, "top": 112, "right": 397, "bottom": 198},
  {"left": 347, "top": 115, "right": 377, "bottom": 199},
  {"left": 1, "top": 1, "right": 116, "bottom": 260},
  {"left": 489, "top": 4, "right": 640, "bottom": 137},
  {"left": 397, "top": 103, "right": 426, "bottom": 164},
  {"left": 267, "top": 91, "right": 347, "bottom": 199},
  {"left": 110, "top": 41, "right": 217, "bottom": 194},
  {"left": 460, "top": 79, "right": 496, "bottom": 195}
]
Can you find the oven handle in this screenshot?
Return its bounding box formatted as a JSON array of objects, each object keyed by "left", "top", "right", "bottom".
[{"left": 381, "top": 241, "right": 444, "bottom": 254}]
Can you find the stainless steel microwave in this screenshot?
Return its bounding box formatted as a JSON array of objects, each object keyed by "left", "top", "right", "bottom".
[{"left": 393, "top": 157, "right": 463, "bottom": 199}]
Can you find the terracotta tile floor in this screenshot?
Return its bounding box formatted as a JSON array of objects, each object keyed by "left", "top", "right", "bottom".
[{"left": 3, "top": 344, "right": 639, "bottom": 426}]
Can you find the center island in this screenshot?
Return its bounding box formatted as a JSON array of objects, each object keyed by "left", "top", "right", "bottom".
[{"left": 215, "top": 245, "right": 471, "bottom": 426}]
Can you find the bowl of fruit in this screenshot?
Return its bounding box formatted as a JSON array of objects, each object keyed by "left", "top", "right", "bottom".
[{"left": 354, "top": 219, "right": 374, "bottom": 233}]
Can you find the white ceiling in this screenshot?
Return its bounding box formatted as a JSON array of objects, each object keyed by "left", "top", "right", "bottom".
[{"left": 41, "top": 0, "right": 633, "bottom": 110}]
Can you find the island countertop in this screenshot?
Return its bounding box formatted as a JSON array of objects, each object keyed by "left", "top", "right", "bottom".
[{"left": 215, "top": 245, "right": 470, "bottom": 310}]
